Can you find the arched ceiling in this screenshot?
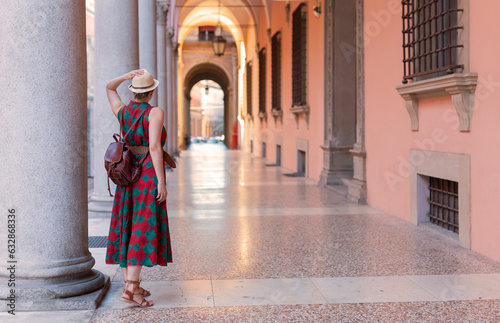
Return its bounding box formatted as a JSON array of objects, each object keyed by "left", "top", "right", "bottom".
[{"left": 168, "top": 0, "right": 269, "bottom": 44}]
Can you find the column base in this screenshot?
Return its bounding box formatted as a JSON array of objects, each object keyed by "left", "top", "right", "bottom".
[
  {"left": 319, "top": 146, "right": 353, "bottom": 185},
  {"left": 347, "top": 178, "right": 367, "bottom": 204},
  {"left": 1, "top": 270, "right": 110, "bottom": 311},
  {"left": 88, "top": 193, "right": 114, "bottom": 218},
  {"left": 348, "top": 146, "right": 367, "bottom": 204}
]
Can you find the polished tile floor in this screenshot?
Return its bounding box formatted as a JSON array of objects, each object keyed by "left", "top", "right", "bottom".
[{"left": 6, "top": 143, "right": 500, "bottom": 322}]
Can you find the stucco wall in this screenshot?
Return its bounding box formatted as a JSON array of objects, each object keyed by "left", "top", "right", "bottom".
[
  {"left": 247, "top": 1, "right": 324, "bottom": 180},
  {"left": 364, "top": 0, "right": 500, "bottom": 262}
]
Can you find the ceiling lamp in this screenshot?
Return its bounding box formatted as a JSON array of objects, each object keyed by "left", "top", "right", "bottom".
[{"left": 212, "top": 0, "right": 226, "bottom": 56}]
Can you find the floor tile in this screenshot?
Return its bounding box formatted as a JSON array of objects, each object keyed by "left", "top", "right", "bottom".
[
  {"left": 311, "top": 276, "right": 438, "bottom": 304},
  {"left": 212, "top": 278, "right": 327, "bottom": 306},
  {"left": 98, "top": 280, "right": 213, "bottom": 310},
  {"left": 407, "top": 274, "right": 500, "bottom": 301}
]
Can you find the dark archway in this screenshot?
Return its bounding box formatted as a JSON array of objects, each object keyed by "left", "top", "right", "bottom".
[{"left": 183, "top": 63, "right": 232, "bottom": 148}]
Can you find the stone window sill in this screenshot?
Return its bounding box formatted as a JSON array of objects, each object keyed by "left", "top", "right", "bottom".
[
  {"left": 290, "top": 105, "right": 310, "bottom": 115},
  {"left": 396, "top": 73, "right": 478, "bottom": 132},
  {"left": 271, "top": 108, "right": 283, "bottom": 118}
]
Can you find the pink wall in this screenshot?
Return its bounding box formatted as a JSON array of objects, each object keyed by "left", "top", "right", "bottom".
[
  {"left": 247, "top": 2, "right": 324, "bottom": 180},
  {"left": 364, "top": 0, "right": 500, "bottom": 261}
]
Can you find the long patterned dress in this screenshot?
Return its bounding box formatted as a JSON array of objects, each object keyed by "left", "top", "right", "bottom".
[{"left": 106, "top": 101, "right": 172, "bottom": 267}]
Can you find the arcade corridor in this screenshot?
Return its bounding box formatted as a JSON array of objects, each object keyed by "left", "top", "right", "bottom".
[{"left": 6, "top": 144, "right": 500, "bottom": 322}]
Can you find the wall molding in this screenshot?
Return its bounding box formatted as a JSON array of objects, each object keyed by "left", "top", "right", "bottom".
[{"left": 396, "top": 73, "right": 478, "bottom": 132}]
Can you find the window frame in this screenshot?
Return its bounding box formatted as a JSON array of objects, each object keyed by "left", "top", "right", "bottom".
[{"left": 271, "top": 31, "right": 282, "bottom": 116}]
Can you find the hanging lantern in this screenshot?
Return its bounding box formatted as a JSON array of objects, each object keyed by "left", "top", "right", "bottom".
[
  {"left": 205, "top": 84, "right": 210, "bottom": 95},
  {"left": 212, "top": 0, "right": 226, "bottom": 56},
  {"left": 212, "top": 34, "right": 226, "bottom": 56}
]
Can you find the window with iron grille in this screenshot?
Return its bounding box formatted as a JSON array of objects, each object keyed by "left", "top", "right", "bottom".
[
  {"left": 402, "top": 0, "right": 463, "bottom": 83},
  {"left": 259, "top": 48, "right": 266, "bottom": 114},
  {"left": 198, "top": 26, "right": 215, "bottom": 42},
  {"left": 271, "top": 32, "right": 281, "bottom": 111},
  {"left": 292, "top": 4, "right": 307, "bottom": 106},
  {"left": 428, "top": 177, "right": 459, "bottom": 233},
  {"left": 246, "top": 61, "right": 253, "bottom": 116}
]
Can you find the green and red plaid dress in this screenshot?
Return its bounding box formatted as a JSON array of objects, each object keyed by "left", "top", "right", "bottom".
[{"left": 106, "top": 101, "right": 172, "bottom": 267}]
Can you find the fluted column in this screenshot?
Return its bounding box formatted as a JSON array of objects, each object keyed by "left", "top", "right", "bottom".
[
  {"left": 157, "top": 1, "right": 169, "bottom": 147},
  {"left": 89, "top": 0, "right": 139, "bottom": 217},
  {"left": 0, "top": 0, "right": 107, "bottom": 310},
  {"left": 173, "top": 46, "right": 180, "bottom": 154},
  {"left": 139, "top": 0, "right": 158, "bottom": 106},
  {"left": 166, "top": 27, "right": 176, "bottom": 154}
]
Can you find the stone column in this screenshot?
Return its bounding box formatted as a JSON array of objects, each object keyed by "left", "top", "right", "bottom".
[
  {"left": 347, "top": 0, "right": 368, "bottom": 203},
  {"left": 0, "top": 0, "right": 107, "bottom": 310},
  {"left": 167, "top": 27, "right": 178, "bottom": 154},
  {"left": 173, "top": 48, "right": 180, "bottom": 154},
  {"left": 89, "top": 0, "right": 139, "bottom": 217},
  {"left": 166, "top": 27, "right": 175, "bottom": 154},
  {"left": 156, "top": 1, "right": 168, "bottom": 138},
  {"left": 320, "top": 0, "right": 357, "bottom": 186},
  {"left": 139, "top": 0, "right": 158, "bottom": 106},
  {"left": 178, "top": 59, "right": 187, "bottom": 150}
]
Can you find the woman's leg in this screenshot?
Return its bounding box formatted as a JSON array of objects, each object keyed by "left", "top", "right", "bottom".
[
  {"left": 122, "top": 265, "right": 154, "bottom": 305},
  {"left": 121, "top": 267, "right": 128, "bottom": 281}
]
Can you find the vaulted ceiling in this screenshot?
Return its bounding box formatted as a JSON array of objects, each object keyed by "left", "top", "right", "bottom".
[{"left": 168, "top": 0, "right": 270, "bottom": 44}]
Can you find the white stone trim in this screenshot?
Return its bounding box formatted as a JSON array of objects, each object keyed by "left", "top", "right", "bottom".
[
  {"left": 397, "top": 73, "right": 478, "bottom": 132},
  {"left": 410, "top": 150, "right": 471, "bottom": 248},
  {"left": 275, "top": 136, "right": 283, "bottom": 146}
]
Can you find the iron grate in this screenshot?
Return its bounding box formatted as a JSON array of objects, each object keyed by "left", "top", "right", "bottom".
[
  {"left": 428, "top": 177, "right": 459, "bottom": 233},
  {"left": 89, "top": 236, "right": 108, "bottom": 248},
  {"left": 401, "top": 0, "right": 464, "bottom": 82}
]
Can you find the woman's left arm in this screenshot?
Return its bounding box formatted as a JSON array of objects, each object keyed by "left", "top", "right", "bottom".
[
  {"left": 106, "top": 69, "right": 144, "bottom": 117},
  {"left": 149, "top": 107, "right": 168, "bottom": 203}
]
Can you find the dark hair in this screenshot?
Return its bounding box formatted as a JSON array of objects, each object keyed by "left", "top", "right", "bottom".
[{"left": 134, "top": 90, "right": 153, "bottom": 101}]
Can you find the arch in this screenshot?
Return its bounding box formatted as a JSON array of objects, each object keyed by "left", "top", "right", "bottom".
[
  {"left": 184, "top": 62, "right": 231, "bottom": 94},
  {"left": 181, "top": 62, "right": 234, "bottom": 148}
]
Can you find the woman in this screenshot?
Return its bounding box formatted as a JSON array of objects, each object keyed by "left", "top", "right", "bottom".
[{"left": 105, "top": 69, "right": 172, "bottom": 308}]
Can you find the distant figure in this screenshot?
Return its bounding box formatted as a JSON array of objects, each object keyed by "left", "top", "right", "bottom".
[{"left": 104, "top": 69, "right": 172, "bottom": 308}]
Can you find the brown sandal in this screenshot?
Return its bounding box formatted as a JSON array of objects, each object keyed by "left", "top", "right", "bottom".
[
  {"left": 124, "top": 279, "right": 151, "bottom": 297},
  {"left": 119, "top": 280, "right": 154, "bottom": 307}
]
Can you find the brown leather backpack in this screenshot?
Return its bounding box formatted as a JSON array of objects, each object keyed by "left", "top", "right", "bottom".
[{"left": 104, "top": 109, "right": 148, "bottom": 196}]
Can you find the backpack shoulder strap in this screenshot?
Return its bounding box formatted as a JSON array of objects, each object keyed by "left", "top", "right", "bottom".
[{"left": 121, "top": 108, "right": 148, "bottom": 141}]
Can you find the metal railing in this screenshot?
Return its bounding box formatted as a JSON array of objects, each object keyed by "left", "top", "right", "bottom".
[
  {"left": 402, "top": 0, "right": 463, "bottom": 82},
  {"left": 259, "top": 48, "right": 266, "bottom": 114},
  {"left": 292, "top": 4, "right": 307, "bottom": 106},
  {"left": 428, "top": 177, "right": 459, "bottom": 233},
  {"left": 271, "top": 32, "right": 281, "bottom": 111},
  {"left": 246, "top": 61, "right": 253, "bottom": 116}
]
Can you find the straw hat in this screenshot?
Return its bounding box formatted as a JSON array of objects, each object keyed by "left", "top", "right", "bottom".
[{"left": 128, "top": 69, "right": 159, "bottom": 93}]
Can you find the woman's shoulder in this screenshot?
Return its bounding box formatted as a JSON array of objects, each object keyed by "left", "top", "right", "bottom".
[{"left": 146, "top": 106, "right": 164, "bottom": 120}]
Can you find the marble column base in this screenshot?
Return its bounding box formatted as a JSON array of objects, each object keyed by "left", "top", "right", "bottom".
[
  {"left": 347, "top": 146, "right": 367, "bottom": 204},
  {"left": 1, "top": 271, "right": 110, "bottom": 311},
  {"left": 347, "top": 178, "right": 367, "bottom": 204},
  {"left": 88, "top": 194, "right": 114, "bottom": 218},
  {"left": 319, "top": 146, "right": 353, "bottom": 185}
]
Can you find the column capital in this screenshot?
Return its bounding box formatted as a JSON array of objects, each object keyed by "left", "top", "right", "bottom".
[
  {"left": 156, "top": 1, "right": 169, "bottom": 25},
  {"left": 167, "top": 26, "right": 175, "bottom": 39}
]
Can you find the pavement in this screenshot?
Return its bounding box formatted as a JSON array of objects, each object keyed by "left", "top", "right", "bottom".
[{"left": 3, "top": 143, "right": 500, "bottom": 322}]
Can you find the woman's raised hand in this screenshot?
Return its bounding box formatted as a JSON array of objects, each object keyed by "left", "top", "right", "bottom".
[{"left": 123, "top": 69, "right": 145, "bottom": 80}]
